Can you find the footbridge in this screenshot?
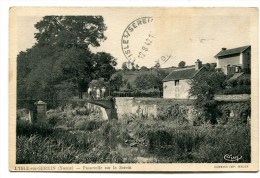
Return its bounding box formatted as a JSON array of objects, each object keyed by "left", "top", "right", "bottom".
[{"left": 85, "top": 98, "right": 118, "bottom": 120}]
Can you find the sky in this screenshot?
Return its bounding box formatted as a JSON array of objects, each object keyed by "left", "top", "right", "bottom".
[{"left": 15, "top": 7, "right": 257, "bottom": 69}]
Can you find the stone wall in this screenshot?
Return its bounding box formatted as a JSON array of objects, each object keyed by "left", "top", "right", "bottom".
[
  {"left": 214, "top": 94, "right": 250, "bottom": 101},
  {"left": 114, "top": 97, "right": 251, "bottom": 124},
  {"left": 115, "top": 97, "right": 192, "bottom": 120},
  {"left": 115, "top": 97, "right": 157, "bottom": 119},
  {"left": 42, "top": 96, "right": 251, "bottom": 123}
]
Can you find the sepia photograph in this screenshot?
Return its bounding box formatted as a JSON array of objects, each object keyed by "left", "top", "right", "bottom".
[{"left": 9, "top": 7, "right": 258, "bottom": 172}]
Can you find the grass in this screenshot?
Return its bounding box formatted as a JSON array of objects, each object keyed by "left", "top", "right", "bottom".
[
  {"left": 145, "top": 123, "right": 250, "bottom": 163},
  {"left": 16, "top": 105, "right": 251, "bottom": 164}
]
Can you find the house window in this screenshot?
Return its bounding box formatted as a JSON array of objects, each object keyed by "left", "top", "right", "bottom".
[{"left": 175, "top": 80, "right": 179, "bottom": 86}]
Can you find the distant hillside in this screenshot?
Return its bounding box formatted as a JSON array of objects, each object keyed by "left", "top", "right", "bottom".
[
  {"left": 115, "top": 62, "right": 216, "bottom": 90},
  {"left": 116, "top": 67, "right": 176, "bottom": 90}
]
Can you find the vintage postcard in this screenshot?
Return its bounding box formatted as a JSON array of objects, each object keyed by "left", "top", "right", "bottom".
[{"left": 9, "top": 7, "right": 259, "bottom": 172}]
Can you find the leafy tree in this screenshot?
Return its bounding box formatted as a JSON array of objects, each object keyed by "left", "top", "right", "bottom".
[
  {"left": 130, "top": 61, "right": 136, "bottom": 71},
  {"left": 204, "top": 63, "right": 211, "bottom": 70},
  {"left": 204, "top": 63, "right": 217, "bottom": 71},
  {"left": 17, "top": 44, "right": 61, "bottom": 100},
  {"left": 189, "top": 70, "right": 226, "bottom": 124},
  {"left": 134, "top": 73, "right": 154, "bottom": 90},
  {"left": 178, "top": 61, "right": 186, "bottom": 68},
  {"left": 109, "top": 73, "right": 123, "bottom": 91},
  {"left": 89, "top": 78, "right": 106, "bottom": 88},
  {"left": 140, "top": 66, "right": 149, "bottom": 71},
  {"left": 34, "top": 16, "right": 107, "bottom": 48},
  {"left": 121, "top": 62, "right": 129, "bottom": 71},
  {"left": 17, "top": 16, "right": 116, "bottom": 103},
  {"left": 154, "top": 61, "right": 161, "bottom": 68},
  {"left": 210, "top": 63, "right": 217, "bottom": 70},
  {"left": 122, "top": 61, "right": 136, "bottom": 71},
  {"left": 134, "top": 69, "right": 168, "bottom": 91}
]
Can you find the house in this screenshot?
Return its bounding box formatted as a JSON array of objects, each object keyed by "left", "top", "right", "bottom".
[
  {"left": 215, "top": 45, "right": 251, "bottom": 75},
  {"left": 163, "top": 59, "right": 206, "bottom": 99}
]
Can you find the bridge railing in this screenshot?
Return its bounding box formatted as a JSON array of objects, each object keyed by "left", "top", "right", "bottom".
[{"left": 110, "top": 91, "right": 163, "bottom": 98}]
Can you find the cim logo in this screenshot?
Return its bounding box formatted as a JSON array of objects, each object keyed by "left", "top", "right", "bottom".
[{"left": 224, "top": 154, "right": 243, "bottom": 162}]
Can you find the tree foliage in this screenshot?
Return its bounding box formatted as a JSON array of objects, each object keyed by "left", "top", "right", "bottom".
[
  {"left": 34, "top": 16, "right": 107, "bottom": 48},
  {"left": 189, "top": 70, "right": 226, "bottom": 124},
  {"left": 134, "top": 69, "right": 168, "bottom": 91},
  {"left": 121, "top": 62, "right": 129, "bottom": 71},
  {"left": 154, "top": 61, "right": 161, "bottom": 68},
  {"left": 178, "top": 61, "right": 186, "bottom": 68},
  {"left": 89, "top": 78, "right": 107, "bottom": 89},
  {"left": 109, "top": 73, "right": 124, "bottom": 91},
  {"left": 204, "top": 63, "right": 217, "bottom": 71},
  {"left": 122, "top": 61, "right": 136, "bottom": 71},
  {"left": 17, "top": 16, "right": 117, "bottom": 102},
  {"left": 140, "top": 66, "right": 149, "bottom": 71}
]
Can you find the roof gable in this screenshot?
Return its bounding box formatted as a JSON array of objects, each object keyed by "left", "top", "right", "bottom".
[
  {"left": 215, "top": 45, "right": 250, "bottom": 58},
  {"left": 163, "top": 67, "right": 206, "bottom": 82}
]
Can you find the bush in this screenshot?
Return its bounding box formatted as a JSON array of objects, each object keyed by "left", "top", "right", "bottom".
[
  {"left": 16, "top": 120, "right": 54, "bottom": 137},
  {"left": 74, "top": 120, "right": 103, "bottom": 132},
  {"left": 157, "top": 104, "right": 189, "bottom": 124},
  {"left": 47, "top": 113, "right": 61, "bottom": 126},
  {"left": 221, "top": 75, "right": 251, "bottom": 95},
  {"left": 216, "top": 101, "right": 250, "bottom": 124},
  {"left": 147, "top": 129, "right": 172, "bottom": 152}
]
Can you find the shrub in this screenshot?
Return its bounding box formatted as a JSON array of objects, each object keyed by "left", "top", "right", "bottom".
[
  {"left": 147, "top": 129, "right": 172, "bottom": 152},
  {"left": 74, "top": 120, "right": 103, "bottom": 132},
  {"left": 16, "top": 120, "right": 54, "bottom": 137},
  {"left": 216, "top": 101, "right": 250, "bottom": 124},
  {"left": 221, "top": 75, "right": 251, "bottom": 95},
  {"left": 157, "top": 104, "right": 189, "bottom": 124},
  {"left": 47, "top": 113, "right": 61, "bottom": 126}
]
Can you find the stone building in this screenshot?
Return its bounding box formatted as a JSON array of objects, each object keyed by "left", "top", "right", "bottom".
[
  {"left": 163, "top": 60, "right": 206, "bottom": 99},
  {"left": 215, "top": 45, "right": 251, "bottom": 75}
]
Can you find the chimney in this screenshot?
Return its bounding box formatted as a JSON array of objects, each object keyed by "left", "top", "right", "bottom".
[
  {"left": 195, "top": 59, "right": 202, "bottom": 70},
  {"left": 222, "top": 47, "right": 227, "bottom": 51}
]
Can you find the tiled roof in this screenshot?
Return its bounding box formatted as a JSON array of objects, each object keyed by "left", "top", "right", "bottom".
[
  {"left": 227, "top": 72, "right": 244, "bottom": 82},
  {"left": 163, "top": 67, "right": 204, "bottom": 82},
  {"left": 215, "top": 45, "right": 250, "bottom": 58}
]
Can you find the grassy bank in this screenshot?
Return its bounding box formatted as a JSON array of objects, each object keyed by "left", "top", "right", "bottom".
[{"left": 16, "top": 111, "right": 250, "bottom": 163}]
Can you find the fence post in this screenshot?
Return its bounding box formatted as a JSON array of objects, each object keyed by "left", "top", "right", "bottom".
[{"left": 34, "top": 100, "right": 47, "bottom": 123}]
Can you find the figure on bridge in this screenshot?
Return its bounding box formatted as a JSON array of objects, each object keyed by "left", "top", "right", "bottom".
[
  {"left": 87, "top": 85, "right": 107, "bottom": 100},
  {"left": 101, "top": 87, "right": 106, "bottom": 98},
  {"left": 96, "top": 88, "right": 101, "bottom": 99},
  {"left": 87, "top": 87, "right": 93, "bottom": 99}
]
